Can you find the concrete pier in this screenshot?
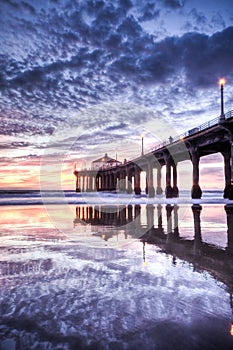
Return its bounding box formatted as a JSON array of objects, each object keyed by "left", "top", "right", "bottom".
[{"left": 74, "top": 110, "right": 233, "bottom": 199}]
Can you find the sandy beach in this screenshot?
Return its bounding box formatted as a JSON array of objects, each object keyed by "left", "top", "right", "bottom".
[{"left": 1, "top": 196, "right": 233, "bottom": 349}]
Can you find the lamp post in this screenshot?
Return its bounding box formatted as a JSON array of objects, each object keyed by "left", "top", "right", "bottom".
[
  {"left": 141, "top": 134, "right": 144, "bottom": 156},
  {"left": 219, "top": 78, "right": 226, "bottom": 121}
]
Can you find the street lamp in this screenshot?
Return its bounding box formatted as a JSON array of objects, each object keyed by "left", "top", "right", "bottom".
[
  {"left": 141, "top": 134, "right": 144, "bottom": 156},
  {"left": 219, "top": 77, "right": 226, "bottom": 121}
]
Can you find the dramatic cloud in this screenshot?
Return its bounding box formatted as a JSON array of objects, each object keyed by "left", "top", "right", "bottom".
[
  {"left": 0, "top": 0, "right": 233, "bottom": 188},
  {"left": 163, "top": 0, "right": 186, "bottom": 9}
]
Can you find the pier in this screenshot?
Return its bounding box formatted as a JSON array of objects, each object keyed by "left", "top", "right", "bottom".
[{"left": 74, "top": 110, "right": 233, "bottom": 199}]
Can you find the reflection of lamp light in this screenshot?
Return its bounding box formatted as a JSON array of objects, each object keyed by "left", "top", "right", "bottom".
[
  {"left": 230, "top": 324, "right": 233, "bottom": 336},
  {"left": 142, "top": 241, "right": 147, "bottom": 267},
  {"left": 230, "top": 293, "right": 233, "bottom": 336}
]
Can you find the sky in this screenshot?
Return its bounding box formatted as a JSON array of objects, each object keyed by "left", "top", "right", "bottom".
[{"left": 0, "top": 0, "right": 233, "bottom": 190}]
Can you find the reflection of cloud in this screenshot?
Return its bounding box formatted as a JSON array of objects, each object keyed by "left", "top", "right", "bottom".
[{"left": 1, "top": 1, "right": 233, "bottom": 140}]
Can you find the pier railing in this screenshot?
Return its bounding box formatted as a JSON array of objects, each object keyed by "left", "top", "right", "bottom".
[
  {"left": 151, "top": 109, "right": 233, "bottom": 152},
  {"left": 225, "top": 110, "right": 233, "bottom": 119},
  {"left": 79, "top": 110, "right": 233, "bottom": 171}
]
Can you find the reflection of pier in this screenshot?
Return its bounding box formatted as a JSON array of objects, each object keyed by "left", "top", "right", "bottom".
[
  {"left": 74, "top": 203, "right": 233, "bottom": 290},
  {"left": 143, "top": 204, "right": 233, "bottom": 290},
  {"left": 74, "top": 205, "right": 140, "bottom": 227}
]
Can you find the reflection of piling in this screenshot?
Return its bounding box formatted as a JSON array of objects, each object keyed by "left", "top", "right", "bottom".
[
  {"left": 143, "top": 241, "right": 146, "bottom": 265},
  {"left": 128, "top": 205, "right": 133, "bottom": 222},
  {"left": 192, "top": 204, "right": 202, "bottom": 256},
  {"left": 225, "top": 205, "right": 233, "bottom": 254},
  {"left": 146, "top": 205, "right": 154, "bottom": 231},
  {"left": 134, "top": 205, "right": 141, "bottom": 238},
  {"left": 173, "top": 205, "right": 179, "bottom": 238},
  {"left": 135, "top": 205, "right": 141, "bottom": 220},
  {"left": 119, "top": 206, "right": 127, "bottom": 225},
  {"left": 94, "top": 206, "right": 100, "bottom": 220},
  {"left": 166, "top": 204, "right": 173, "bottom": 235},
  {"left": 157, "top": 204, "right": 162, "bottom": 228},
  {"left": 166, "top": 205, "right": 174, "bottom": 250}
]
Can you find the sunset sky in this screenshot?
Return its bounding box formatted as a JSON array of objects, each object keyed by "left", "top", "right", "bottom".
[{"left": 0, "top": 0, "right": 233, "bottom": 191}]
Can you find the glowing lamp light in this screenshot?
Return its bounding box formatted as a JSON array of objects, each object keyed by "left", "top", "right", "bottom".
[
  {"left": 219, "top": 78, "right": 226, "bottom": 86},
  {"left": 143, "top": 261, "right": 147, "bottom": 267},
  {"left": 230, "top": 323, "right": 233, "bottom": 336}
]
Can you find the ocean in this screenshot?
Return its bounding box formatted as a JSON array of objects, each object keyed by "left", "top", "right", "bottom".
[
  {"left": 0, "top": 189, "right": 229, "bottom": 205},
  {"left": 0, "top": 190, "right": 233, "bottom": 349}
]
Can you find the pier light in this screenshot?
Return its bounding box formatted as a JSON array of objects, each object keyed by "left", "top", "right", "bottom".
[
  {"left": 219, "top": 77, "right": 226, "bottom": 120},
  {"left": 219, "top": 78, "right": 226, "bottom": 86},
  {"left": 141, "top": 133, "right": 144, "bottom": 156}
]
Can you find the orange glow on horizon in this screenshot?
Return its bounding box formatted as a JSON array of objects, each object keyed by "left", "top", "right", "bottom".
[
  {"left": 0, "top": 151, "right": 226, "bottom": 191},
  {"left": 0, "top": 159, "right": 76, "bottom": 191}
]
